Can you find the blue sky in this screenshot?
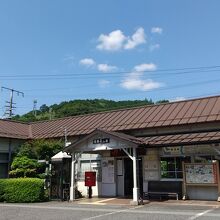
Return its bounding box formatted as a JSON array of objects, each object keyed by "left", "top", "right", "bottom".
[{"left": 0, "top": 0, "right": 220, "bottom": 116}]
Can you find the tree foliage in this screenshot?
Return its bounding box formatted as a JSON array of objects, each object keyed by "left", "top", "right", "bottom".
[
  {"left": 10, "top": 139, "right": 63, "bottom": 178},
  {"left": 12, "top": 98, "right": 164, "bottom": 122}
]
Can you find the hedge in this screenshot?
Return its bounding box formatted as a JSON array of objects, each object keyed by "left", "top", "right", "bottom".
[{"left": 0, "top": 178, "right": 45, "bottom": 203}]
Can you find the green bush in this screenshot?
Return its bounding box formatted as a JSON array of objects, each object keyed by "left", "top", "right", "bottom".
[
  {"left": 9, "top": 156, "right": 44, "bottom": 178},
  {"left": 0, "top": 180, "right": 6, "bottom": 202},
  {"left": 0, "top": 178, "right": 45, "bottom": 203}
]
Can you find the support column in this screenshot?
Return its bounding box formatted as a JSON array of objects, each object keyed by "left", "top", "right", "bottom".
[
  {"left": 131, "top": 147, "right": 139, "bottom": 205},
  {"left": 70, "top": 153, "right": 75, "bottom": 201}
]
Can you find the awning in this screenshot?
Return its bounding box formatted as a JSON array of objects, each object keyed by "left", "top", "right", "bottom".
[
  {"left": 139, "top": 131, "right": 220, "bottom": 147},
  {"left": 51, "top": 151, "right": 71, "bottom": 161}
]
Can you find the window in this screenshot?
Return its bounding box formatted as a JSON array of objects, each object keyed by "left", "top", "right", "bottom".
[
  {"left": 0, "top": 163, "right": 8, "bottom": 178},
  {"left": 0, "top": 153, "right": 9, "bottom": 162},
  {"left": 78, "top": 160, "right": 101, "bottom": 182},
  {"left": 160, "top": 157, "right": 190, "bottom": 179}
]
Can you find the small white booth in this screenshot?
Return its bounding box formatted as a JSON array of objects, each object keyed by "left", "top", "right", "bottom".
[{"left": 64, "top": 129, "right": 143, "bottom": 205}]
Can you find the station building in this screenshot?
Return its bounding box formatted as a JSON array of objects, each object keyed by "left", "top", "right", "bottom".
[{"left": 1, "top": 95, "right": 220, "bottom": 204}]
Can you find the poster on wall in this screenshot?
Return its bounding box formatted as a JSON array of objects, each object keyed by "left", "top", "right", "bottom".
[
  {"left": 144, "top": 170, "right": 159, "bottom": 181},
  {"left": 144, "top": 160, "right": 159, "bottom": 181},
  {"left": 184, "top": 163, "right": 217, "bottom": 184},
  {"left": 102, "top": 159, "right": 115, "bottom": 183},
  {"left": 117, "top": 159, "right": 123, "bottom": 176}
]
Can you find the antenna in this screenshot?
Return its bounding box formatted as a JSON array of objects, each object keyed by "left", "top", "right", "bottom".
[{"left": 33, "top": 99, "right": 37, "bottom": 117}]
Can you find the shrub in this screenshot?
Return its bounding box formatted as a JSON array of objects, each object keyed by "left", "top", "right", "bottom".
[
  {"left": 0, "top": 178, "right": 45, "bottom": 203},
  {"left": 0, "top": 180, "right": 6, "bottom": 202},
  {"left": 9, "top": 156, "right": 43, "bottom": 178}
]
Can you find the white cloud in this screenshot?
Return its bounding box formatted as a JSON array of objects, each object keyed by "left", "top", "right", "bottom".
[
  {"left": 121, "top": 76, "right": 162, "bottom": 91},
  {"left": 96, "top": 27, "right": 147, "bottom": 51},
  {"left": 149, "top": 44, "right": 160, "bottom": 51},
  {"left": 134, "top": 63, "right": 157, "bottom": 72},
  {"left": 79, "top": 58, "right": 96, "bottom": 67},
  {"left": 98, "top": 79, "right": 110, "bottom": 88},
  {"left": 151, "top": 27, "right": 163, "bottom": 34},
  {"left": 120, "top": 70, "right": 163, "bottom": 91},
  {"left": 124, "top": 27, "right": 146, "bottom": 50},
  {"left": 170, "top": 97, "right": 186, "bottom": 102},
  {"left": 97, "top": 64, "right": 117, "bottom": 73},
  {"left": 96, "top": 30, "right": 126, "bottom": 51}
]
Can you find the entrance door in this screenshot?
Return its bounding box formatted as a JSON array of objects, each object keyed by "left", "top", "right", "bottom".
[
  {"left": 124, "top": 158, "right": 133, "bottom": 196},
  {"left": 124, "top": 157, "right": 143, "bottom": 197}
]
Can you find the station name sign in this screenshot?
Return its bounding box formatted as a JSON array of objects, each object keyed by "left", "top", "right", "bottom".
[{"left": 93, "top": 138, "right": 110, "bottom": 144}]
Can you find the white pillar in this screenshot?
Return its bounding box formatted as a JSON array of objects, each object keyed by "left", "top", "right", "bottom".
[
  {"left": 70, "top": 153, "right": 75, "bottom": 201},
  {"left": 131, "top": 147, "right": 139, "bottom": 205}
]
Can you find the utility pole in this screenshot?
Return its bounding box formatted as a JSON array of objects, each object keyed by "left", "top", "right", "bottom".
[
  {"left": 64, "top": 127, "right": 67, "bottom": 147},
  {"left": 1, "top": 86, "right": 24, "bottom": 119},
  {"left": 1, "top": 86, "right": 24, "bottom": 178},
  {"left": 49, "top": 107, "right": 52, "bottom": 120}
]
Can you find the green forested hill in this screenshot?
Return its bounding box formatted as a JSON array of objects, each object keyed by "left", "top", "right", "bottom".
[{"left": 13, "top": 99, "right": 168, "bottom": 122}]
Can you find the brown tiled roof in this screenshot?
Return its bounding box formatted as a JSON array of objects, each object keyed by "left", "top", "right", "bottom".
[
  {"left": 139, "top": 131, "right": 220, "bottom": 147},
  {"left": 30, "top": 95, "right": 220, "bottom": 139},
  {"left": 1, "top": 95, "right": 220, "bottom": 140},
  {"left": 0, "top": 119, "right": 30, "bottom": 139}
]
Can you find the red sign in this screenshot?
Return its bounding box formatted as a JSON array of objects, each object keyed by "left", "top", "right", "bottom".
[{"left": 85, "top": 171, "right": 96, "bottom": 187}]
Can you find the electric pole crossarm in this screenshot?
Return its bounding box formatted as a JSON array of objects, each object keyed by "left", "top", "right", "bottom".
[{"left": 1, "top": 86, "right": 24, "bottom": 119}]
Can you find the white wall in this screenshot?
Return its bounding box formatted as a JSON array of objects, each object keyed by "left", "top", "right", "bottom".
[{"left": 77, "top": 181, "right": 102, "bottom": 197}]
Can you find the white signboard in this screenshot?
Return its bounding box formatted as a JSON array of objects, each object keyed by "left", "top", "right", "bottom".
[
  {"left": 117, "top": 159, "right": 123, "bottom": 176},
  {"left": 144, "top": 160, "right": 159, "bottom": 181},
  {"left": 102, "top": 159, "right": 115, "bottom": 183},
  {"left": 185, "top": 163, "right": 217, "bottom": 184}
]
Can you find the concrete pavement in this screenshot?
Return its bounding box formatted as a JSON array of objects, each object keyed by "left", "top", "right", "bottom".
[{"left": 0, "top": 199, "right": 220, "bottom": 220}]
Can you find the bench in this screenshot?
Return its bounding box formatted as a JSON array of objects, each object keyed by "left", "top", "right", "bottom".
[{"left": 143, "top": 181, "right": 182, "bottom": 200}]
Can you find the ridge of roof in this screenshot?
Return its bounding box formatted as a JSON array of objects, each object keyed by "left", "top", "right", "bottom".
[
  {"left": 0, "top": 118, "right": 30, "bottom": 125},
  {"left": 30, "top": 94, "right": 220, "bottom": 124}
]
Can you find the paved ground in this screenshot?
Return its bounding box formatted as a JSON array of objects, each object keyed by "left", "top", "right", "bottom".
[{"left": 1, "top": 199, "right": 220, "bottom": 220}]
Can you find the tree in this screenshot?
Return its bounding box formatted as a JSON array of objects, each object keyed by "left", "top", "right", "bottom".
[
  {"left": 10, "top": 139, "right": 63, "bottom": 178},
  {"left": 40, "top": 104, "right": 49, "bottom": 113},
  {"left": 9, "top": 156, "right": 42, "bottom": 178}
]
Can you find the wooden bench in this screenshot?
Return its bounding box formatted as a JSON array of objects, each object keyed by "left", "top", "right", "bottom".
[
  {"left": 144, "top": 191, "right": 178, "bottom": 200},
  {"left": 143, "top": 181, "right": 182, "bottom": 200}
]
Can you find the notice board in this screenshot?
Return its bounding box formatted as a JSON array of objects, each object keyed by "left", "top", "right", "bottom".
[
  {"left": 102, "top": 159, "right": 115, "bottom": 183},
  {"left": 184, "top": 163, "right": 217, "bottom": 184}
]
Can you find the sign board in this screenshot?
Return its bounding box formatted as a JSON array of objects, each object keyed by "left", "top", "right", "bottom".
[
  {"left": 162, "top": 146, "right": 183, "bottom": 156},
  {"left": 144, "top": 159, "right": 160, "bottom": 181},
  {"left": 161, "top": 145, "right": 220, "bottom": 157},
  {"left": 117, "top": 159, "right": 123, "bottom": 176},
  {"left": 93, "top": 138, "right": 110, "bottom": 144},
  {"left": 102, "top": 159, "right": 115, "bottom": 183},
  {"left": 184, "top": 163, "right": 218, "bottom": 184}
]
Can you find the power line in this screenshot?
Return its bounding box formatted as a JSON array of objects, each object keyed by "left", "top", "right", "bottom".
[
  {"left": 0, "top": 65, "right": 220, "bottom": 80},
  {"left": 0, "top": 68, "right": 219, "bottom": 83},
  {"left": 22, "top": 77, "right": 220, "bottom": 98}
]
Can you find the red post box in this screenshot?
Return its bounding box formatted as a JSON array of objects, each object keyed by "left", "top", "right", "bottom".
[{"left": 85, "top": 171, "right": 96, "bottom": 187}]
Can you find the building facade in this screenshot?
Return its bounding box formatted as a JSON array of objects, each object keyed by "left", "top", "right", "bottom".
[{"left": 1, "top": 95, "right": 220, "bottom": 203}]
